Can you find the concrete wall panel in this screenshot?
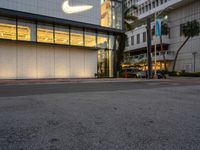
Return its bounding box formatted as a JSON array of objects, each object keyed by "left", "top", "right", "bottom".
[
  {"left": 0, "top": 42, "right": 97, "bottom": 79},
  {"left": 0, "top": 41, "right": 17, "bottom": 79},
  {"left": 17, "top": 43, "right": 37, "bottom": 79},
  {"left": 85, "top": 50, "right": 97, "bottom": 77},
  {"left": 69, "top": 48, "right": 85, "bottom": 78},
  {"left": 55, "top": 46, "right": 70, "bottom": 78},
  {"left": 37, "top": 45, "right": 55, "bottom": 78}
]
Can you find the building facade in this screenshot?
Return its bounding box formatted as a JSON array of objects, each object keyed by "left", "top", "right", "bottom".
[
  {"left": 0, "top": 0, "right": 123, "bottom": 79},
  {"left": 124, "top": 0, "right": 200, "bottom": 72}
]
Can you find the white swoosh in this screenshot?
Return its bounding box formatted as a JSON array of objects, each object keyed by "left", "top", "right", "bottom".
[{"left": 62, "top": 0, "right": 93, "bottom": 14}]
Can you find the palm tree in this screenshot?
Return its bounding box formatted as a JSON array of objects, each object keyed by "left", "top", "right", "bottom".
[
  {"left": 172, "top": 20, "right": 200, "bottom": 72},
  {"left": 160, "top": 22, "right": 169, "bottom": 71},
  {"left": 152, "top": 22, "right": 169, "bottom": 71}
]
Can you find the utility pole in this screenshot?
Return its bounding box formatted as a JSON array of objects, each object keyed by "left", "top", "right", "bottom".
[
  {"left": 154, "top": 13, "right": 157, "bottom": 78},
  {"left": 192, "top": 52, "right": 197, "bottom": 73},
  {"left": 146, "top": 17, "right": 152, "bottom": 79}
]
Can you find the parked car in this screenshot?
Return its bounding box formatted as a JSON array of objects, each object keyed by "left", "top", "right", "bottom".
[
  {"left": 136, "top": 71, "right": 147, "bottom": 78},
  {"left": 154, "top": 70, "right": 166, "bottom": 79},
  {"left": 136, "top": 70, "right": 166, "bottom": 79},
  {"left": 122, "top": 68, "right": 141, "bottom": 78}
]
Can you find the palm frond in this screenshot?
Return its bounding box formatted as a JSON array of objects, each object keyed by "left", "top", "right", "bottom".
[{"left": 183, "top": 20, "right": 200, "bottom": 37}]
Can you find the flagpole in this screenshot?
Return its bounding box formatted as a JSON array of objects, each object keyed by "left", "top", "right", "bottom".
[{"left": 154, "top": 12, "right": 157, "bottom": 78}]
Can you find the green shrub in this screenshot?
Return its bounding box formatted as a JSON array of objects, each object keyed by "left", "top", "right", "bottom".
[{"left": 169, "top": 71, "right": 200, "bottom": 77}]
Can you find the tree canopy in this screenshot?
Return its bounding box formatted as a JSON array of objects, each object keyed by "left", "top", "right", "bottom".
[
  {"left": 182, "top": 20, "right": 200, "bottom": 37},
  {"left": 172, "top": 20, "right": 200, "bottom": 72}
]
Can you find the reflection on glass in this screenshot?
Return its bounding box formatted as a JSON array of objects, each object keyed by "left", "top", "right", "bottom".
[
  {"left": 109, "top": 34, "right": 115, "bottom": 49},
  {"left": 101, "top": 0, "right": 122, "bottom": 29},
  {"left": 108, "top": 50, "right": 113, "bottom": 77},
  {"left": 85, "top": 29, "right": 96, "bottom": 47},
  {"left": 70, "top": 27, "right": 83, "bottom": 46},
  {"left": 97, "top": 49, "right": 109, "bottom": 77},
  {"left": 18, "top": 20, "right": 36, "bottom": 41},
  {"left": 101, "top": 0, "right": 111, "bottom": 28},
  {"left": 97, "top": 32, "right": 108, "bottom": 49},
  {"left": 18, "top": 26, "right": 30, "bottom": 41},
  {"left": 0, "top": 17, "right": 16, "bottom": 40},
  {"left": 37, "top": 23, "right": 53, "bottom": 43},
  {"left": 55, "top": 25, "right": 69, "bottom": 45},
  {"left": 0, "top": 16, "right": 117, "bottom": 51},
  {"left": 111, "top": 1, "right": 123, "bottom": 29}
]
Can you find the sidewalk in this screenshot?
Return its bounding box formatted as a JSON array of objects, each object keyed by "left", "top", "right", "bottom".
[
  {"left": 1, "top": 77, "right": 198, "bottom": 86},
  {"left": 0, "top": 78, "right": 168, "bottom": 86}
]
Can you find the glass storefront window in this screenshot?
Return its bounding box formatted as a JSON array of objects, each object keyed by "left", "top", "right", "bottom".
[
  {"left": 112, "top": 1, "right": 123, "bottom": 29},
  {"left": 85, "top": 29, "right": 96, "bottom": 47},
  {"left": 70, "top": 27, "right": 83, "bottom": 46},
  {"left": 0, "top": 17, "right": 16, "bottom": 40},
  {"left": 37, "top": 23, "right": 53, "bottom": 43},
  {"left": 101, "top": 0, "right": 112, "bottom": 28},
  {"left": 97, "top": 32, "right": 108, "bottom": 49},
  {"left": 109, "top": 34, "right": 115, "bottom": 49},
  {"left": 101, "top": 0, "right": 123, "bottom": 29},
  {"left": 18, "top": 20, "right": 36, "bottom": 41},
  {"left": 55, "top": 25, "right": 69, "bottom": 45},
  {"left": 0, "top": 16, "right": 117, "bottom": 52},
  {"left": 97, "top": 49, "right": 110, "bottom": 77}
]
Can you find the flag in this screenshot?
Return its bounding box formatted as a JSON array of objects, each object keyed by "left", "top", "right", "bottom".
[{"left": 156, "top": 19, "right": 162, "bottom": 37}]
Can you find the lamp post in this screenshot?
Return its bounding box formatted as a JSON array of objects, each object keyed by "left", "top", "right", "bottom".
[
  {"left": 192, "top": 52, "right": 197, "bottom": 72},
  {"left": 154, "top": 13, "right": 158, "bottom": 78},
  {"left": 154, "top": 11, "right": 168, "bottom": 78}
]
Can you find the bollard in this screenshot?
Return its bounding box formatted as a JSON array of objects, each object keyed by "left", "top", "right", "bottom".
[{"left": 125, "top": 69, "right": 128, "bottom": 78}]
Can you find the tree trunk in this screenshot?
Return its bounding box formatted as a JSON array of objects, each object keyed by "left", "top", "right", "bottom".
[
  {"left": 113, "top": 35, "right": 118, "bottom": 78},
  {"left": 159, "top": 35, "right": 167, "bottom": 71},
  {"left": 147, "top": 17, "right": 152, "bottom": 79},
  {"left": 172, "top": 36, "right": 190, "bottom": 72},
  {"left": 116, "top": 33, "right": 126, "bottom": 72}
]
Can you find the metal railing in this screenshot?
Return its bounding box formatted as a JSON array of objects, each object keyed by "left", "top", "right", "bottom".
[{"left": 123, "top": 50, "right": 175, "bottom": 64}]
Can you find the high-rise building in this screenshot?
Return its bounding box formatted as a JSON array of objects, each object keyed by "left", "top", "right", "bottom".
[
  {"left": 0, "top": 0, "right": 123, "bottom": 79},
  {"left": 124, "top": 0, "right": 200, "bottom": 72}
]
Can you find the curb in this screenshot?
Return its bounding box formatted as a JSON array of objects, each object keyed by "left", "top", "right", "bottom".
[{"left": 0, "top": 78, "right": 171, "bottom": 86}]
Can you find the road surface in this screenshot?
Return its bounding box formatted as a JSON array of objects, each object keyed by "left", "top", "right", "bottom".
[{"left": 0, "top": 79, "right": 200, "bottom": 150}]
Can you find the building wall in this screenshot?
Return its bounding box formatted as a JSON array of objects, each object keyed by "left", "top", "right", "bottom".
[
  {"left": 125, "top": 0, "right": 183, "bottom": 19},
  {"left": 0, "top": 0, "right": 100, "bottom": 25},
  {"left": 169, "top": 0, "right": 200, "bottom": 72},
  {"left": 125, "top": 23, "right": 170, "bottom": 52},
  {"left": 0, "top": 41, "right": 97, "bottom": 79}
]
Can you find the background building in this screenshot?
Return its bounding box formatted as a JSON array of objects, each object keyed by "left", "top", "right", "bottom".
[
  {"left": 0, "top": 0, "right": 123, "bottom": 79},
  {"left": 124, "top": 0, "right": 200, "bottom": 72}
]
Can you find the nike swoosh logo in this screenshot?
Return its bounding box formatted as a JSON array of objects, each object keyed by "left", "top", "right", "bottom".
[{"left": 62, "top": 0, "right": 93, "bottom": 14}]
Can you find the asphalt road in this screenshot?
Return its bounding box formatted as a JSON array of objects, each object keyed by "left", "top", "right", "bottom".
[
  {"left": 0, "top": 79, "right": 200, "bottom": 150},
  {"left": 0, "top": 79, "right": 199, "bottom": 97}
]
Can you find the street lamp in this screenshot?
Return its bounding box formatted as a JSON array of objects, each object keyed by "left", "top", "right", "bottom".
[
  {"left": 192, "top": 52, "right": 197, "bottom": 72},
  {"left": 164, "top": 15, "right": 168, "bottom": 20},
  {"left": 154, "top": 11, "right": 168, "bottom": 78}
]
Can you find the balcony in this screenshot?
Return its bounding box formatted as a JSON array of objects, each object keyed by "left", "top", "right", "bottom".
[
  {"left": 123, "top": 51, "right": 175, "bottom": 64},
  {"left": 135, "top": 0, "right": 183, "bottom": 19},
  {"left": 125, "top": 34, "right": 170, "bottom": 52}
]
